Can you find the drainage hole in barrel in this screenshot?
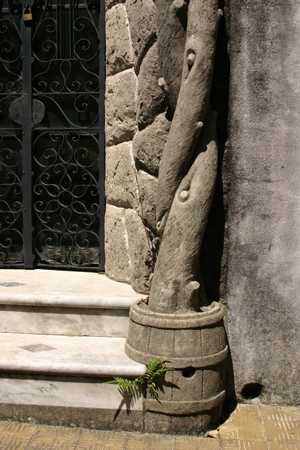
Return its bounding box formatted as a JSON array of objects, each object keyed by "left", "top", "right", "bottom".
[
  {"left": 241, "top": 383, "right": 263, "bottom": 399},
  {"left": 182, "top": 367, "right": 196, "bottom": 378}
]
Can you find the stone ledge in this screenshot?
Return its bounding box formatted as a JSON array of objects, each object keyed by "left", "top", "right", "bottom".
[
  {"left": 0, "top": 270, "right": 145, "bottom": 308},
  {"left": 0, "top": 333, "right": 146, "bottom": 378}
]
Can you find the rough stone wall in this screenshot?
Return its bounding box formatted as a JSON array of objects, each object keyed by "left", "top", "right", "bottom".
[
  {"left": 225, "top": 0, "right": 300, "bottom": 404},
  {"left": 105, "top": 0, "right": 169, "bottom": 293}
]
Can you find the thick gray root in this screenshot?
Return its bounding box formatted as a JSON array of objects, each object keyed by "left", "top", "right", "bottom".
[
  {"left": 149, "top": 112, "right": 218, "bottom": 314},
  {"left": 156, "top": 0, "right": 221, "bottom": 238}
]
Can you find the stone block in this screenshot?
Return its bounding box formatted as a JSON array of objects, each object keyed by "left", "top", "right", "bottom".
[
  {"left": 105, "top": 0, "right": 125, "bottom": 11},
  {"left": 133, "top": 113, "right": 171, "bottom": 176},
  {"left": 125, "top": 208, "right": 152, "bottom": 294},
  {"left": 105, "top": 69, "right": 137, "bottom": 146},
  {"left": 105, "top": 205, "right": 130, "bottom": 283},
  {"left": 106, "top": 4, "right": 133, "bottom": 76},
  {"left": 126, "top": 0, "right": 156, "bottom": 69},
  {"left": 137, "top": 42, "right": 166, "bottom": 129},
  {"left": 137, "top": 170, "right": 157, "bottom": 232},
  {"left": 106, "top": 141, "right": 138, "bottom": 209},
  {"left": 156, "top": 0, "right": 186, "bottom": 114}
]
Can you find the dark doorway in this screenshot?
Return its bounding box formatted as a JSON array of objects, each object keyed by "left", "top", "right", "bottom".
[{"left": 0, "top": 0, "right": 105, "bottom": 270}]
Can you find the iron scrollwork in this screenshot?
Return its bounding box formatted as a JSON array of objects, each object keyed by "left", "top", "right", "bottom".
[
  {"left": 0, "top": 1, "right": 23, "bottom": 265},
  {"left": 33, "top": 131, "right": 100, "bottom": 266},
  {"left": 0, "top": 0, "right": 103, "bottom": 269},
  {"left": 0, "top": 132, "right": 23, "bottom": 265},
  {"left": 32, "top": 0, "right": 100, "bottom": 129},
  {"left": 31, "top": 0, "right": 102, "bottom": 268}
]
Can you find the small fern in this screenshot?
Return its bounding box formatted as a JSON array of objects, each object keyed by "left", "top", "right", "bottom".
[
  {"left": 111, "top": 377, "right": 136, "bottom": 388},
  {"left": 104, "top": 356, "right": 171, "bottom": 395},
  {"left": 143, "top": 356, "right": 170, "bottom": 394}
]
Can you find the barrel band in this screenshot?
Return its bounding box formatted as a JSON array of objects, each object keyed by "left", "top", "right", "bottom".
[
  {"left": 144, "top": 390, "right": 226, "bottom": 415},
  {"left": 125, "top": 341, "right": 228, "bottom": 368},
  {"left": 129, "top": 301, "right": 225, "bottom": 329}
]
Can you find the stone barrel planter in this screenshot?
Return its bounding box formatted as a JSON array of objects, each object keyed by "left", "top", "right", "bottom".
[{"left": 125, "top": 300, "right": 228, "bottom": 434}]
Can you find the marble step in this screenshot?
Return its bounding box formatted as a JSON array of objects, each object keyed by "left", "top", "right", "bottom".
[
  {"left": 0, "top": 333, "right": 146, "bottom": 377},
  {"left": 0, "top": 270, "right": 145, "bottom": 337},
  {"left": 0, "top": 333, "right": 146, "bottom": 427}
]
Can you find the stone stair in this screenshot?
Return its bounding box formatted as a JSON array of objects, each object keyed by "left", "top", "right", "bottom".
[{"left": 0, "top": 270, "right": 147, "bottom": 430}]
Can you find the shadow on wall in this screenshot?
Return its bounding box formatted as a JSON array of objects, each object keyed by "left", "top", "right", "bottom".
[{"left": 199, "top": 0, "right": 230, "bottom": 305}]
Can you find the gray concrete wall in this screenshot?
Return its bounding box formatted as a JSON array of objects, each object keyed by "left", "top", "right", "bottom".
[{"left": 226, "top": 0, "right": 300, "bottom": 404}]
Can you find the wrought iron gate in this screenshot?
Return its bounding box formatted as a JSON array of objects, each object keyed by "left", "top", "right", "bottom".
[{"left": 0, "top": 0, "right": 105, "bottom": 270}]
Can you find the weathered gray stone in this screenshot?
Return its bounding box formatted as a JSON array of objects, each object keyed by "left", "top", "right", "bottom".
[
  {"left": 155, "top": 2, "right": 221, "bottom": 237},
  {"left": 105, "top": 0, "right": 125, "bottom": 11},
  {"left": 149, "top": 112, "right": 218, "bottom": 313},
  {"left": 125, "top": 209, "right": 152, "bottom": 294},
  {"left": 106, "top": 4, "right": 134, "bottom": 76},
  {"left": 137, "top": 43, "right": 166, "bottom": 129},
  {"left": 125, "top": 0, "right": 156, "bottom": 70},
  {"left": 136, "top": 171, "right": 157, "bottom": 232},
  {"left": 226, "top": 0, "right": 300, "bottom": 405},
  {"left": 133, "top": 113, "right": 171, "bottom": 176},
  {"left": 105, "top": 205, "right": 130, "bottom": 283},
  {"left": 105, "top": 70, "right": 137, "bottom": 146},
  {"left": 106, "top": 141, "right": 139, "bottom": 209},
  {"left": 156, "top": 0, "right": 187, "bottom": 114}
]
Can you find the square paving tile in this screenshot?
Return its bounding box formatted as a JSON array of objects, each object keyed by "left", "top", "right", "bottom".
[
  {"left": 103, "top": 431, "right": 128, "bottom": 450},
  {"left": 50, "top": 427, "right": 82, "bottom": 450},
  {"left": 26, "top": 425, "right": 59, "bottom": 450},
  {"left": 174, "top": 435, "right": 200, "bottom": 450},
  {"left": 0, "top": 422, "right": 38, "bottom": 450},
  {"left": 268, "top": 442, "right": 300, "bottom": 450},
  {"left": 259, "top": 405, "right": 300, "bottom": 444},
  {"left": 221, "top": 438, "right": 268, "bottom": 450},
  {"left": 126, "top": 432, "right": 175, "bottom": 450},
  {"left": 76, "top": 429, "right": 111, "bottom": 450},
  {"left": 175, "top": 435, "right": 220, "bottom": 450},
  {"left": 219, "top": 405, "right": 265, "bottom": 441}
]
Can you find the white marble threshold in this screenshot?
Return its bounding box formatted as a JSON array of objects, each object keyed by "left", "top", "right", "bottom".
[{"left": 0, "top": 270, "right": 145, "bottom": 308}]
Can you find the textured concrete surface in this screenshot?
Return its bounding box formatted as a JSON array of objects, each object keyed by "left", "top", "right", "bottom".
[
  {"left": 105, "top": 141, "right": 139, "bottom": 209},
  {"left": 0, "top": 404, "right": 299, "bottom": 449},
  {"left": 105, "top": 69, "right": 137, "bottom": 146},
  {"left": 105, "top": 4, "right": 133, "bottom": 76},
  {"left": 226, "top": 0, "right": 300, "bottom": 404},
  {"left": 105, "top": 205, "right": 131, "bottom": 283},
  {"left": 125, "top": 208, "right": 153, "bottom": 294},
  {"left": 126, "top": 0, "right": 156, "bottom": 70},
  {"left": 133, "top": 113, "right": 170, "bottom": 177},
  {"left": 136, "top": 170, "right": 158, "bottom": 231},
  {"left": 137, "top": 42, "right": 166, "bottom": 130}
]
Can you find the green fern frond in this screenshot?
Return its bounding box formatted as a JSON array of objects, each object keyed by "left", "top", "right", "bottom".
[
  {"left": 113, "top": 377, "right": 137, "bottom": 387},
  {"left": 103, "top": 356, "right": 172, "bottom": 394},
  {"left": 103, "top": 376, "right": 137, "bottom": 387},
  {"left": 144, "top": 356, "right": 169, "bottom": 385}
]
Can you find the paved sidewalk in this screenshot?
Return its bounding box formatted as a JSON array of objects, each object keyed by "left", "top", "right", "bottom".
[{"left": 0, "top": 404, "right": 299, "bottom": 449}]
